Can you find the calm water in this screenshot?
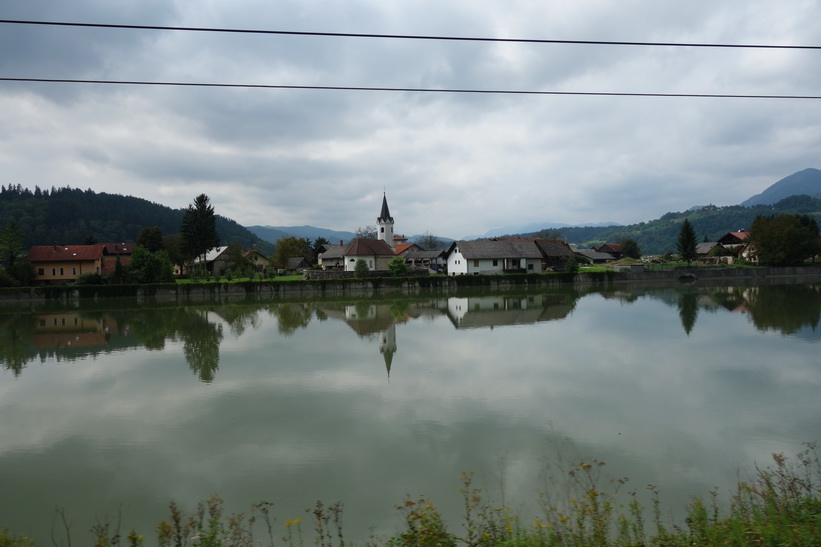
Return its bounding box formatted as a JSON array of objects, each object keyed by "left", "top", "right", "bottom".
[{"left": 1, "top": 281, "right": 820, "bottom": 543}]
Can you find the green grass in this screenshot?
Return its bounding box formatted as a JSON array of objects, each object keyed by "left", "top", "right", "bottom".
[{"left": 5, "top": 445, "right": 820, "bottom": 546}]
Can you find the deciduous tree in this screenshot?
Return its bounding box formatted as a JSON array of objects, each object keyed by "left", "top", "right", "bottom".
[
  {"left": 749, "top": 214, "right": 821, "bottom": 266},
  {"left": 618, "top": 237, "right": 641, "bottom": 259},
  {"left": 272, "top": 236, "right": 312, "bottom": 270}
]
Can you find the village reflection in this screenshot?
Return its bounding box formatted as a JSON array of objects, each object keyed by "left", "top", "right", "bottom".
[{"left": 2, "top": 283, "right": 819, "bottom": 380}]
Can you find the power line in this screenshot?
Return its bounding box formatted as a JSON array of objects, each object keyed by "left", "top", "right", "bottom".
[
  {"left": 2, "top": 77, "right": 819, "bottom": 100},
  {"left": 1, "top": 19, "right": 820, "bottom": 50}
]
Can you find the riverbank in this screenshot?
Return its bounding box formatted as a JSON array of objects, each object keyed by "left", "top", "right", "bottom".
[{"left": 1, "top": 265, "right": 820, "bottom": 305}]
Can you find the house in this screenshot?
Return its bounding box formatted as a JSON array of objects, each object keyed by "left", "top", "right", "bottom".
[
  {"left": 445, "top": 239, "right": 543, "bottom": 275},
  {"left": 193, "top": 246, "right": 230, "bottom": 275},
  {"left": 318, "top": 241, "right": 347, "bottom": 270},
  {"left": 534, "top": 239, "right": 576, "bottom": 270},
  {"left": 101, "top": 242, "right": 135, "bottom": 275},
  {"left": 343, "top": 238, "right": 396, "bottom": 272},
  {"left": 717, "top": 231, "right": 749, "bottom": 249},
  {"left": 394, "top": 242, "right": 423, "bottom": 257},
  {"left": 574, "top": 248, "right": 614, "bottom": 264},
  {"left": 243, "top": 248, "right": 268, "bottom": 272},
  {"left": 403, "top": 248, "right": 446, "bottom": 272},
  {"left": 27, "top": 244, "right": 107, "bottom": 283},
  {"left": 286, "top": 256, "right": 312, "bottom": 273},
  {"left": 594, "top": 243, "right": 623, "bottom": 260}
]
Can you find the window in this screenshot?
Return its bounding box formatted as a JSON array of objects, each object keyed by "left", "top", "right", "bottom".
[
  {"left": 493, "top": 259, "right": 498, "bottom": 266},
  {"left": 72, "top": 267, "right": 77, "bottom": 275},
  {"left": 60, "top": 267, "right": 64, "bottom": 275},
  {"left": 473, "top": 259, "right": 479, "bottom": 267},
  {"left": 380, "top": 227, "right": 384, "bottom": 233},
  {"left": 52, "top": 268, "right": 56, "bottom": 276},
  {"left": 37, "top": 268, "right": 44, "bottom": 275},
  {"left": 528, "top": 264, "right": 534, "bottom": 270}
]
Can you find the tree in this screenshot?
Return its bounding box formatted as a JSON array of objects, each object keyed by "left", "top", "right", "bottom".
[
  {"left": 127, "top": 246, "right": 174, "bottom": 284},
  {"left": 387, "top": 255, "right": 410, "bottom": 276},
  {"left": 312, "top": 237, "right": 331, "bottom": 260},
  {"left": 356, "top": 225, "right": 377, "bottom": 239},
  {"left": 224, "top": 242, "right": 252, "bottom": 276},
  {"left": 618, "top": 237, "right": 641, "bottom": 259},
  {"left": 0, "top": 219, "right": 24, "bottom": 269},
  {"left": 413, "top": 232, "right": 444, "bottom": 251},
  {"left": 137, "top": 226, "right": 165, "bottom": 252},
  {"left": 180, "top": 194, "right": 220, "bottom": 264},
  {"left": 354, "top": 258, "right": 369, "bottom": 278},
  {"left": 536, "top": 229, "right": 564, "bottom": 241},
  {"left": 677, "top": 218, "right": 698, "bottom": 263},
  {"left": 749, "top": 214, "right": 821, "bottom": 266},
  {"left": 272, "top": 236, "right": 312, "bottom": 270}
]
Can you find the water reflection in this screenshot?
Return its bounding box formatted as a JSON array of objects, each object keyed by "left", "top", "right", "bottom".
[{"left": 2, "top": 283, "right": 819, "bottom": 381}]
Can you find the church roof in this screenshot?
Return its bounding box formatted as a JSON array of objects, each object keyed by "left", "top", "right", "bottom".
[
  {"left": 377, "top": 193, "right": 394, "bottom": 223},
  {"left": 345, "top": 238, "right": 395, "bottom": 257}
]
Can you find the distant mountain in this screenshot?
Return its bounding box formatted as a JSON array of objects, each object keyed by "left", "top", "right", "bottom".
[
  {"left": 246, "top": 225, "right": 357, "bottom": 245},
  {"left": 741, "top": 168, "right": 821, "bottom": 206},
  {"left": 464, "top": 221, "right": 621, "bottom": 240}
]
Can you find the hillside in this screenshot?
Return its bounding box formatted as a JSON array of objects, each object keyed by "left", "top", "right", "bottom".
[
  {"left": 0, "top": 185, "right": 273, "bottom": 254},
  {"left": 513, "top": 195, "right": 821, "bottom": 255}
]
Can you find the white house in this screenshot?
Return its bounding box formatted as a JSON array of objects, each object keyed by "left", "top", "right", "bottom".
[{"left": 445, "top": 240, "right": 543, "bottom": 275}]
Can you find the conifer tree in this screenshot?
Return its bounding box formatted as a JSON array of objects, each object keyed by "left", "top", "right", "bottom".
[{"left": 677, "top": 218, "right": 698, "bottom": 263}]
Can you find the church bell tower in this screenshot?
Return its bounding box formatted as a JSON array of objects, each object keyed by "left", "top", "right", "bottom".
[{"left": 377, "top": 192, "right": 394, "bottom": 249}]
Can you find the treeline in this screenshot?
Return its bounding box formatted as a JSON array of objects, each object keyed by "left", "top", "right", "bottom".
[
  {"left": 517, "top": 195, "right": 821, "bottom": 254},
  {"left": 0, "top": 185, "right": 273, "bottom": 254}
]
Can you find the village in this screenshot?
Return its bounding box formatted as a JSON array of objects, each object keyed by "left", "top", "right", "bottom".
[{"left": 21, "top": 192, "right": 754, "bottom": 285}]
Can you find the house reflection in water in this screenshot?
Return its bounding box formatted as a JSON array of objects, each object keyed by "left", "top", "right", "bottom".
[
  {"left": 31, "top": 313, "right": 124, "bottom": 349},
  {"left": 446, "top": 293, "right": 575, "bottom": 329}
]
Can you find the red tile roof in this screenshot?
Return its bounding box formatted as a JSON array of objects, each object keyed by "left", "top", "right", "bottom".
[{"left": 27, "top": 244, "right": 106, "bottom": 262}]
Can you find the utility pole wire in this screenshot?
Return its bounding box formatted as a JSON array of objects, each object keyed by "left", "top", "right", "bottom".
[
  {"left": 2, "top": 77, "right": 820, "bottom": 100},
  {"left": 1, "top": 19, "right": 820, "bottom": 50}
]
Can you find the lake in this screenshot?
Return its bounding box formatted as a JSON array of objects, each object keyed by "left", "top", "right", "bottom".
[{"left": 1, "top": 280, "right": 819, "bottom": 543}]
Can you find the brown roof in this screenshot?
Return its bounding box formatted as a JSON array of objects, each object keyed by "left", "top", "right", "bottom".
[
  {"left": 344, "top": 238, "right": 395, "bottom": 257},
  {"left": 27, "top": 244, "right": 106, "bottom": 263},
  {"left": 102, "top": 242, "right": 135, "bottom": 255},
  {"left": 534, "top": 239, "right": 575, "bottom": 258}
]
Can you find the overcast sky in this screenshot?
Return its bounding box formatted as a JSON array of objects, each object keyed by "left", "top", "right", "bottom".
[{"left": 1, "top": 1, "right": 820, "bottom": 239}]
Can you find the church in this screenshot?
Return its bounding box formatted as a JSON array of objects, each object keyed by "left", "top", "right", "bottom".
[{"left": 341, "top": 192, "right": 399, "bottom": 272}]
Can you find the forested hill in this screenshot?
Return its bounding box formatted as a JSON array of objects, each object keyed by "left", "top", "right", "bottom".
[
  {"left": 514, "top": 194, "right": 821, "bottom": 255},
  {"left": 0, "top": 185, "right": 273, "bottom": 254}
]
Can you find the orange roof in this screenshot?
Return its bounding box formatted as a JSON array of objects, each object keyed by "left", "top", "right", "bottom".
[
  {"left": 27, "top": 244, "right": 106, "bottom": 262},
  {"left": 394, "top": 243, "right": 418, "bottom": 255}
]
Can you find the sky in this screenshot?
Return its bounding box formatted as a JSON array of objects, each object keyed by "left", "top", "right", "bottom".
[{"left": 1, "top": 1, "right": 820, "bottom": 240}]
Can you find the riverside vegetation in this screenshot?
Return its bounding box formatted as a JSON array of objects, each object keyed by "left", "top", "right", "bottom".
[{"left": 2, "top": 444, "right": 819, "bottom": 546}]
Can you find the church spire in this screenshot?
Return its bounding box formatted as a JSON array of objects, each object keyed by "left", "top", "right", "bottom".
[
  {"left": 377, "top": 192, "right": 395, "bottom": 249},
  {"left": 378, "top": 192, "right": 393, "bottom": 223}
]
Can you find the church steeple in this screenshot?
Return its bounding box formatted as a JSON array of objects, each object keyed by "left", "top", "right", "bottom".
[{"left": 377, "top": 192, "right": 395, "bottom": 249}]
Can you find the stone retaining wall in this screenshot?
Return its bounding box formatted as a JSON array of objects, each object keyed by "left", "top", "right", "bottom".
[{"left": 2, "top": 266, "right": 820, "bottom": 305}]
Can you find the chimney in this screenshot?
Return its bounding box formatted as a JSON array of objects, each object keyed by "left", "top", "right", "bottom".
[{"left": 340, "top": 240, "right": 343, "bottom": 246}]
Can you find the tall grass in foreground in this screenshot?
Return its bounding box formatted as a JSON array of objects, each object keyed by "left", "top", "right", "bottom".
[{"left": 3, "top": 444, "right": 820, "bottom": 546}]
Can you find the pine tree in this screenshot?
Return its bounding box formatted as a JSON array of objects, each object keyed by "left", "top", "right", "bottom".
[
  {"left": 180, "top": 194, "right": 220, "bottom": 264},
  {"left": 677, "top": 218, "right": 698, "bottom": 263}
]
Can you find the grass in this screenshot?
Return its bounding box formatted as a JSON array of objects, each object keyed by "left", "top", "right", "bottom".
[{"left": 4, "top": 444, "right": 820, "bottom": 546}]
